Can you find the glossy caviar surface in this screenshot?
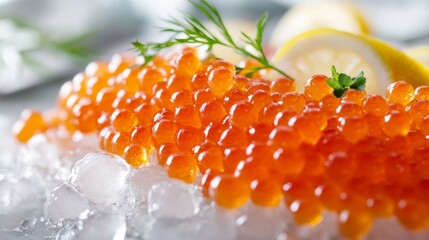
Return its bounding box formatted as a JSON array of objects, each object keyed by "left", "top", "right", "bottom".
[{"left": 13, "top": 47, "right": 429, "bottom": 239}]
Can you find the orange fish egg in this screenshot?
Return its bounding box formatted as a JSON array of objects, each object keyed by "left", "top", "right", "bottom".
[
  {"left": 208, "top": 67, "right": 235, "bottom": 98},
  {"left": 166, "top": 152, "right": 198, "bottom": 183},
  {"left": 209, "top": 174, "right": 251, "bottom": 209},
  {"left": 13, "top": 110, "right": 47, "bottom": 143},
  {"left": 15, "top": 45, "right": 429, "bottom": 238}
]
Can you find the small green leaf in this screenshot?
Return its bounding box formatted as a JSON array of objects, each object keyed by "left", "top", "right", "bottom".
[
  {"left": 326, "top": 77, "right": 341, "bottom": 89},
  {"left": 143, "top": 55, "right": 155, "bottom": 65},
  {"left": 354, "top": 84, "right": 366, "bottom": 91},
  {"left": 350, "top": 71, "right": 366, "bottom": 91},
  {"left": 327, "top": 65, "right": 366, "bottom": 98},
  {"left": 132, "top": 41, "right": 146, "bottom": 53},
  {"left": 350, "top": 76, "right": 366, "bottom": 88},
  {"left": 338, "top": 73, "right": 352, "bottom": 87},
  {"left": 331, "top": 65, "right": 339, "bottom": 79},
  {"left": 255, "top": 12, "right": 269, "bottom": 47},
  {"left": 333, "top": 88, "right": 347, "bottom": 98},
  {"left": 245, "top": 71, "right": 255, "bottom": 78}
]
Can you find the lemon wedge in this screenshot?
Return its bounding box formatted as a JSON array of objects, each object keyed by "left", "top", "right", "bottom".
[
  {"left": 405, "top": 46, "right": 429, "bottom": 68},
  {"left": 272, "top": 29, "right": 429, "bottom": 94},
  {"left": 270, "top": 1, "right": 369, "bottom": 48}
]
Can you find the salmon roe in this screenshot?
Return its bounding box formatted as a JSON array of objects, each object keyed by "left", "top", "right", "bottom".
[{"left": 14, "top": 47, "right": 429, "bottom": 239}]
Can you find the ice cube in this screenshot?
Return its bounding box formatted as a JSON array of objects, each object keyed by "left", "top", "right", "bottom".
[
  {"left": 59, "top": 139, "right": 98, "bottom": 172},
  {"left": 193, "top": 203, "right": 238, "bottom": 240},
  {"left": 0, "top": 130, "right": 18, "bottom": 175},
  {"left": 56, "top": 134, "right": 100, "bottom": 183},
  {"left": 144, "top": 217, "right": 198, "bottom": 240},
  {"left": 148, "top": 180, "right": 201, "bottom": 219},
  {"left": 53, "top": 219, "right": 84, "bottom": 240},
  {"left": 113, "top": 183, "right": 136, "bottom": 217},
  {"left": 69, "top": 152, "right": 130, "bottom": 205},
  {"left": 44, "top": 182, "right": 91, "bottom": 221},
  {"left": 17, "top": 134, "right": 61, "bottom": 178},
  {"left": 71, "top": 132, "right": 99, "bottom": 151},
  {"left": 285, "top": 211, "right": 340, "bottom": 240},
  {"left": 144, "top": 203, "right": 237, "bottom": 240},
  {"left": 76, "top": 210, "right": 126, "bottom": 240},
  {"left": 128, "top": 165, "right": 168, "bottom": 204},
  {"left": 11, "top": 134, "right": 62, "bottom": 193},
  {"left": 0, "top": 178, "right": 13, "bottom": 209},
  {"left": 55, "top": 219, "right": 82, "bottom": 240},
  {"left": 237, "top": 203, "right": 288, "bottom": 240},
  {"left": 126, "top": 205, "right": 150, "bottom": 238},
  {"left": 0, "top": 177, "right": 44, "bottom": 229},
  {"left": 51, "top": 129, "right": 97, "bottom": 158},
  {"left": 20, "top": 217, "right": 59, "bottom": 239},
  {"left": 370, "top": 217, "right": 429, "bottom": 240},
  {"left": 0, "top": 230, "right": 28, "bottom": 240}
]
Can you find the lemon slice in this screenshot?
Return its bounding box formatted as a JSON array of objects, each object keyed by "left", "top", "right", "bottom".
[
  {"left": 270, "top": 1, "right": 369, "bottom": 48},
  {"left": 272, "top": 29, "right": 429, "bottom": 94},
  {"left": 405, "top": 46, "right": 429, "bottom": 68}
]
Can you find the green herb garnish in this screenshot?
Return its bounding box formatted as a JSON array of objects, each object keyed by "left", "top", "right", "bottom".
[
  {"left": 326, "top": 65, "right": 366, "bottom": 98},
  {"left": 0, "top": 17, "right": 94, "bottom": 66},
  {"left": 132, "top": 0, "right": 292, "bottom": 79}
]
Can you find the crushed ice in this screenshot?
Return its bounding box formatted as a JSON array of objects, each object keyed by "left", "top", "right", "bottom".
[{"left": 1, "top": 131, "right": 429, "bottom": 240}]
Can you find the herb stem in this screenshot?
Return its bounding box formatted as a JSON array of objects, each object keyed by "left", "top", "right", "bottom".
[{"left": 133, "top": 0, "right": 293, "bottom": 80}]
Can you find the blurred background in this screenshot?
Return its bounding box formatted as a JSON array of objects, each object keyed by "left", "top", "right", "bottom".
[{"left": 1, "top": 0, "right": 429, "bottom": 132}]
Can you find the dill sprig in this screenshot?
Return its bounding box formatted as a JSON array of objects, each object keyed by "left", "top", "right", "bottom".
[{"left": 132, "top": 0, "right": 292, "bottom": 79}]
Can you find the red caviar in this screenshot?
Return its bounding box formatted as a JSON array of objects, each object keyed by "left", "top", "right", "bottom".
[{"left": 14, "top": 47, "right": 429, "bottom": 239}]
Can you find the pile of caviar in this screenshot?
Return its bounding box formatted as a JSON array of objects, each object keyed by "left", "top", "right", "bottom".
[{"left": 13, "top": 47, "right": 429, "bottom": 239}]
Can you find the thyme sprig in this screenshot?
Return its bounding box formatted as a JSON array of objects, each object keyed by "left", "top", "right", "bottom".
[{"left": 132, "top": 0, "right": 292, "bottom": 79}]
